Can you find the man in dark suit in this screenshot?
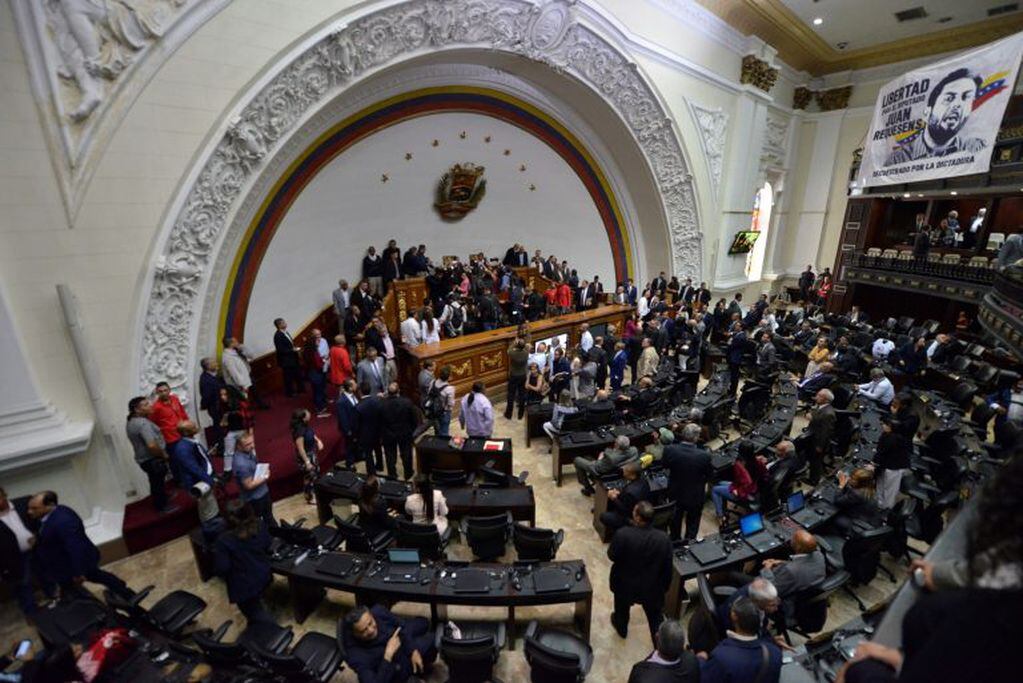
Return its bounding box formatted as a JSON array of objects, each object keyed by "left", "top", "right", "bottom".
[
  {"left": 342, "top": 604, "right": 437, "bottom": 683},
  {"left": 599, "top": 462, "right": 650, "bottom": 535},
  {"left": 379, "top": 383, "right": 418, "bottom": 480},
  {"left": 28, "top": 491, "right": 131, "bottom": 599},
  {"left": 608, "top": 501, "right": 673, "bottom": 644},
  {"left": 169, "top": 421, "right": 225, "bottom": 539},
  {"left": 335, "top": 378, "right": 361, "bottom": 469},
  {"left": 0, "top": 487, "right": 39, "bottom": 615},
  {"left": 624, "top": 279, "right": 639, "bottom": 306},
  {"left": 273, "top": 318, "right": 303, "bottom": 396},
  {"left": 355, "top": 382, "right": 384, "bottom": 473},
  {"left": 700, "top": 596, "right": 782, "bottom": 683},
  {"left": 804, "top": 388, "right": 837, "bottom": 485},
  {"left": 589, "top": 340, "right": 609, "bottom": 390},
  {"left": 628, "top": 619, "right": 700, "bottom": 683},
  {"left": 198, "top": 357, "right": 226, "bottom": 448},
  {"left": 696, "top": 282, "right": 712, "bottom": 308},
  {"left": 726, "top": 322, "right": 748, "bottom": 395},
  {"left": 797, "top": 362, "right": 835, "bottom": 401},
  {"left": 661, "top": 423, "right": 712, "bottom": 540}
]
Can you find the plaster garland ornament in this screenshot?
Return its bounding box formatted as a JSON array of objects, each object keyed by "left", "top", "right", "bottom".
[
  {"left": 138, "top": 0, "right": 701, "bottom": 394},
  {"left": 759, "top": 110, "right": 789, "bottom": 172},
  {"left": 688, "top": 103, "right": 728, "bottom": 198},
  {"left": 740, "top": 54, "right": 778, "bottom": 93}
]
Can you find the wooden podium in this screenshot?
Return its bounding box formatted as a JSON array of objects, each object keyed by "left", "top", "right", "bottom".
[{"left": 397, "top": 304, "right": 632, "bottom": 405}]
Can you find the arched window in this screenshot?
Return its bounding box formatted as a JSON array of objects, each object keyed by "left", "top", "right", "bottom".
[{"left": 745, "top": 181, "right": 774, "bottom": 281}]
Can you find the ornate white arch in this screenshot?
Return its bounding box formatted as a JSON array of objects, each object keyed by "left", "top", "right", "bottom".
[{"left": 134, "top": 0, "right": 702, "bottom": 394}]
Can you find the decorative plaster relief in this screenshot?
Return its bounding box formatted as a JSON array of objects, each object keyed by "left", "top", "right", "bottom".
[
  {"left": 688, "top": 103, "right": 727, "bottom": 199},
  {"left": 11, "top": 0, "right": 230, "bottom": 221},
  {"left": 137, "top": 0, "right": 702, "bottom": 395},
  {"left": 760, "top": 109, "right": 789, "bottom": 172}
]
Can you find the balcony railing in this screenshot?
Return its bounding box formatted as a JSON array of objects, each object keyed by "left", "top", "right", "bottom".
[
  {"left": 840, "top": 250, "right": 996, "bottom": 304},
  {"left": 979, "top": 267, "right": 1023, "bottom": 356}
]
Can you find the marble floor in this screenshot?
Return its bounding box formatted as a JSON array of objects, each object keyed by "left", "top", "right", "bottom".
[{"left": 1, "top": 393, "right": 915, "bottom": 682}]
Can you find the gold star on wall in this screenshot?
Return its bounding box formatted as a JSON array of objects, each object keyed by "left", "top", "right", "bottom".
[
  {"left": 432, "top": 139, "right": 439, "bottom": 147},
  {"left": 519, "top": 164, "right": 526, "bottom": 172},
  {"left": 459, "top": 131, "right": 467, "bottom": 139},
  {"left": 405, "top": 153, "right": 413, "bottom": 161},
  {"left": 503, "top": 149, "right": 511, "bottom": 156},
  {"left": 484, "top": 135, "right": 491, "bottom": 143},
  {"left": 381, "top": 174, "right": 389, "bottom": 183},
  {"left": 528, "top": 183, "right": 536, "bottom": 191}
]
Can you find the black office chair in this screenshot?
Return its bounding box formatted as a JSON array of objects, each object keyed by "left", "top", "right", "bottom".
[
  {"left": 947, "top": 382, "right": 978, "bottom": 412},
  {"left": 395, "top": 519, "right": 449, "bottom": 560},
  {"left": 968, "top": 402, "right": 996, "bottom": 439},
  {"left": 333, "top": 514, "right": 393, "bottom": 554},
  {"left": 949, "top": 354, "right": 972, "bottom": 374},
  {"left": 971, "top": 363, "right": 999, "bottom": 388},
  {"left": 513, "top": 523, "right": 564, "bottom": 562},
  {"left": 784, "top": 570, "right": 851, "bottom": 639},
  {"left": 272, "top": 518, "right": 342, "bottom": 551},
  {"left": 103, "top": 585, "right": 206, "bottom": 638},
  {"left": 193, "top": 619, "right": 293, "bottom": 666},
  {"left": 561, "top": 411, "right": 587, "bottom": 432},
  {"left": 884, "top": 497, "right": 917, "bottom": 564},
  {"left": 430, "top": 468, "right": 471, "bottom": 487},
  {"left": 906, "top": 490, "right": 959, "bottom": 547},
  {"left": 817, "top": 526, "right": 893, "bottom": 611},
  {"left": 523, "top": 621, "right": 593, "bottom": 683},
  {"left": 436, "top": 621, "right": 506, "bottom": 683},
  {"left": 649, "top": 500, "right": 676, "bottom": 535},
  {"left": 462, "top": 513, "right": 512, "bottom": 561},
  {"left": 32, "top": 597, "right": 110, "bottom": 648},
  {"left": 249, "top": 631, "right": 344, "bottom": 683}
]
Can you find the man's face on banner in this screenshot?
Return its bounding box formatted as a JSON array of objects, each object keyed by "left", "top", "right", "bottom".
[{"left": 927, "top": 76, "right": 977, "bottom": 145}]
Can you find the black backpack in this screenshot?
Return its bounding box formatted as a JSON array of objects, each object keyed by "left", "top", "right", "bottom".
[
  {"left": 448, "top": 305, "right": 464, "bottom": 332},
  {"left": 424, "top": 381, "right": 447, "bottom": 418}
]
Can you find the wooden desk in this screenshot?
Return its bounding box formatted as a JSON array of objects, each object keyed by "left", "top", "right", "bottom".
[{"left": 397, "top": 304, "right": 632, "bottom": 404}]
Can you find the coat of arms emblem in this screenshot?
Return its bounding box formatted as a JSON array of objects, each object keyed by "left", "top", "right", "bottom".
[{"left": 434, "top": 163, "right": 486, "bottom": 220}]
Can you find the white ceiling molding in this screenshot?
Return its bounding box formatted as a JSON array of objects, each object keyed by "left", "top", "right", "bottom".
[
  {"left": 644, "top": 0, "right": 749, "bottom": 54},
  {"left": 687, "top": 102, "right": 728, "bottom": 201},
  {"left": 132, "top": 0, "right": 703, "bottom": 396},
  {"left": 10, "top": 0, "right": 231, "bottom": 224}
]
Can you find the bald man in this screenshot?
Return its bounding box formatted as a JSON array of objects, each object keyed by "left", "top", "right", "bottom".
[{"left": 760, "top": 529, "right": 826, "bottom": 601}]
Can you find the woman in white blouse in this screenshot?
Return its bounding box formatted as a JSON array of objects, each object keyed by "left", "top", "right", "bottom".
[
  {"left": 404, "top": 474, "right": 448, "bottom": 535},
  {"left": 419, "top": 306, "right": 441, "bottom": 344}
]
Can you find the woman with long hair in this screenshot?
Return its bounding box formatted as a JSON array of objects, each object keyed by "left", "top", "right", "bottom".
[
  {"left": 290, "top": 409, "right": 323, "bottom": 504},
  {"left": 420, "top": 306, "right": 441, "bottom": 344},
  {"left": 525, "top": 362, "right": 546, "bottom": 404},
  {"left": 357, "top": 473, "right": 394, "bottom": 539},
  {"left": 404, "top": 474, "right": 449, "bottom": 535},
  {"left": 213, "top": 500, "right": 273, "bottom": 624},
  {"left": 710, "top": 440, "right": 767, "bottom": 525},
  {"left": 219, "top": 385, "right": 252, "bottom": 472}
]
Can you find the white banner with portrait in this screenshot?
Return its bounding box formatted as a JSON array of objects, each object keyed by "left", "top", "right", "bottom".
[{"left": 858, "top": 32, "right": 1023, "bottom": 187}]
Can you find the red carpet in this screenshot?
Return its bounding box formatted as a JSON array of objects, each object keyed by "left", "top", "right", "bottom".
[{"left": 122, "top": 391, "right": 344, "bottom": 555}]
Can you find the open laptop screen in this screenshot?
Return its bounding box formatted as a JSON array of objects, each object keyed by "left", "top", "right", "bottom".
[
  {"left": 388, "top": 549, "right": 420, "bottom": 565},
  {"left": 739, "top": 513, "right": 765, "bottom": 537},
  {"left": 786, "top": 491, "right": 805, "bottom": 513}
]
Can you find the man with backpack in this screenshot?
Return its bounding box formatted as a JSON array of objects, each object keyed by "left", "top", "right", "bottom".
[
  {"left": 423, "top": 365, "right": 456, "bottom": 437},
  {"left": 440, "top": 295, "right": 465, "bottom": 337}
]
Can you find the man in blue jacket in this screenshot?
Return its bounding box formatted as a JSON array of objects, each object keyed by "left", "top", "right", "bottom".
[
  {"left": 27, "top": 491, "right": 132, "bottom": 600},
  {"left": 341, "top": 604, "right": 436, "bottom": 683},
  {"left": 336, "top": 378, "right": 361, "bottom": 469},
  {"left": 170, "top": 420, "right": 225, "bottom": 540},
  {"left": 699, "top": 596, "right": 782, "bottom": 683}
]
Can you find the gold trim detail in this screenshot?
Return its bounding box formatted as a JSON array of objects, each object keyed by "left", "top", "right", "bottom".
[{"left": 740, "top": 54, "right": 779, "bottom": 92}]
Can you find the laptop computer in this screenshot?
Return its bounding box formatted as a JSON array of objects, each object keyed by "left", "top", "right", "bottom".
[
  {"left": 316, "top": 554, "right": 358, "bottom": 578},
  {"left": 532, "top": 567, "right": 572, "bottom": 593},
  {"left": 786, "top": 491, "right": 823, "bottom": 527},
  {"left": 689, "top": 540, "right": 728, "bottom": 566},
  {"left": 453, "top": 568, "right": 491, "bottom": 593},
  {"left": 384, "top": 549, "right": 421, "bottom": 583},
  {"left": 739, "top": 513, "right": 783, "bottom": 553}
]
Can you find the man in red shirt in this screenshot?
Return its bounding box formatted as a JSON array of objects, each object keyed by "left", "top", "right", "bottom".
[
  {"left": 543, "top": 283, "right": 558, "bottom": 317},
  {"left": 556, "top": 281, "right": 572, "bottom": 314},
  {"left": 149, "top": 382, "right": 188, "bottom": 448}
]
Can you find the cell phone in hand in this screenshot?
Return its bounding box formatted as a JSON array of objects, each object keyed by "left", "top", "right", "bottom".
[{"left": 15, "top": 639, "right": 31, "bottom": 658}]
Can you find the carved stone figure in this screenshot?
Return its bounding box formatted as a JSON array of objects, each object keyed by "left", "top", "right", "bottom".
[{"left": 45, "top": 0, "right": 168, "bottom": 121}]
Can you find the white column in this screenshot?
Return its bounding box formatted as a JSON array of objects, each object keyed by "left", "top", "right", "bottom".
[{"left": 0, "top": 284, "right": 93, "bottom": 474}]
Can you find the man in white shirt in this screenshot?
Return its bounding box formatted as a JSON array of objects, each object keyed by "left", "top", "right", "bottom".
[
  {"left": 221, "top": 337, "right": 253, "bottom": 393},
  {"left": 872, "top": 337, "right": 895, "bottom": 360},
  {"left": 579, "top": 323, "right": 594, "bottom": 353},
  {"left": 963, "top": 207, "right": 986, "bottom": 249},
  {"left": 529, "top": 342, "right": 550, "bottom": 375},
  {"left": 858, "top": 368, "right": 895, "bottom": 406},
  {"left": 400, "top": 310, "right": 423, "bottom": 347},
  {"left": 0, "top": 486, "right": 38, "bottom": 615}
]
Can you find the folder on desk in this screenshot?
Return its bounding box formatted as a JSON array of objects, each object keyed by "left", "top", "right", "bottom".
[{"left": 483, "top": 440, "right": 504, "bottom": 451}]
